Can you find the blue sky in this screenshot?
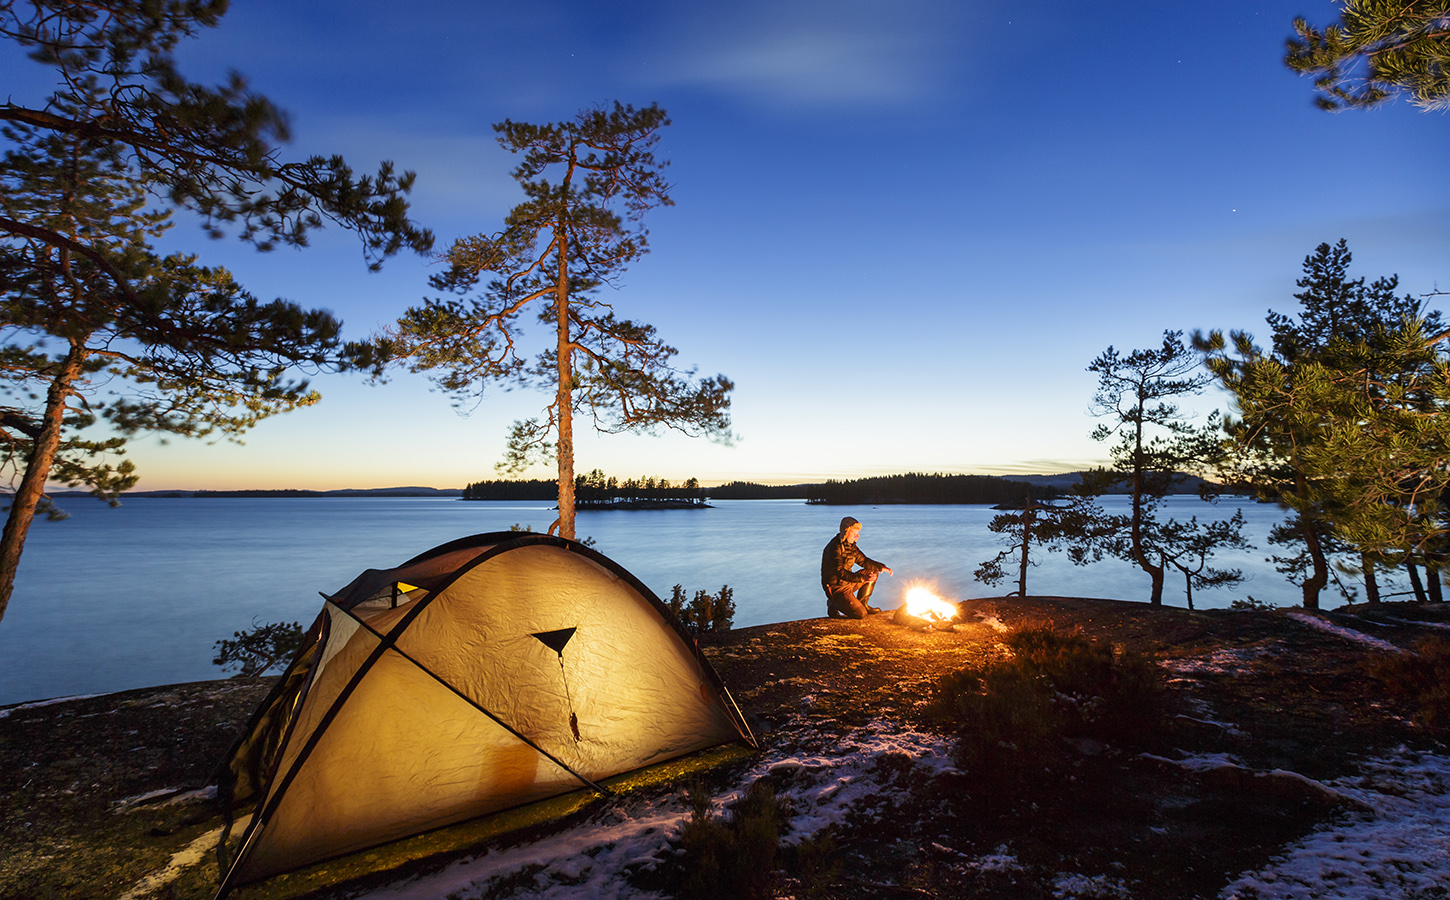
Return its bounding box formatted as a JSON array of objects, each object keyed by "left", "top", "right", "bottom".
[{"left": 14, "top": 0, "right": 1448, "bottom": 489}]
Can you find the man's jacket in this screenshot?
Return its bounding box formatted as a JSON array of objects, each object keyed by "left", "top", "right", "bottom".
[{"left": 820, "top": 535, "right": 884, "bottom": 588}]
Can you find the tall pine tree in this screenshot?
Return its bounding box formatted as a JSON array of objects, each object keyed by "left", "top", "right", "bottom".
[
  {"left": 0, "top": 2, "right": 431, "bottom": 625},
  {"left": 1197, "top": 240, "right": 1447, "bottom": 608},
  {"left": 1083, "top": 330, "right": 1232, "bottom": 605},
  {"left": 379, "top": 103, "right": 732, "bottom": 540}
]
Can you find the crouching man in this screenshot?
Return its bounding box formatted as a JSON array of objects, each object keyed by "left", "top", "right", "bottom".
[{"left": 820, "top": 516, "right": 893, "bottom": 619}]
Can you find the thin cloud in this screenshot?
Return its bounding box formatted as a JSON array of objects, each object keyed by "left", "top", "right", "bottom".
[
  {"left": 644, "top": 0, "right": 968, "bottom": 108},
  {"left": 675, "top": 28, "right": 928, "bottom": 105}
]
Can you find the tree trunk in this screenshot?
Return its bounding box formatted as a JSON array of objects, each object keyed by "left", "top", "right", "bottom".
[
  {"left": 1429, "top": 566, "right": 1444, "bottom": 604},
  {"left": 1149, "top": 562, "right": 1164, "bottom": 605},
  {"left": 1300, "top": 516, "right": 1327, "bottom": 611},
  {"left": 554, "top": 228, "right": 575, "bottom": 542},
  {"left": 1183, "top": 569, "right": 1194, "bottom": 611},
  {"left": 1361, "top": 552, "right": 1380, "bottom": 604},
  {"left": 1130, "top": 416, "right": 1162, "bottom": 605},
  {"left": 0, "top": 346, "right": 82, "bottom": 624},
  {"left": 1407, "top": 563, "right": 1428, "bottom": 603},
  {"left": 1016, "top": 510, "right": 1031, "bottom": 597}
]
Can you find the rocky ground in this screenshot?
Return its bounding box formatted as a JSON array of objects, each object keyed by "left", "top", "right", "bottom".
[{"left": 2, "top": 596, "right": 1447, "bottom": 900}]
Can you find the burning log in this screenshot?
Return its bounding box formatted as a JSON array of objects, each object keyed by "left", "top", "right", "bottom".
[{"left": 891, "top": 586, "right": 961, "bottom": 632}]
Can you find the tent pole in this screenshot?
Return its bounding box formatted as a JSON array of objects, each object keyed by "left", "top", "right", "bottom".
[{"left": 720, "top": 686, "right": 757, "bottom": 749}]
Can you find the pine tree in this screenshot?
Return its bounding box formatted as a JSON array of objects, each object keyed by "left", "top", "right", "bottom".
[
  {"left": 1197, "top": 240, "right": 1448, "bottom": 609},
  {"left": 1158, "top": 512, "right": 1250, "bottom": 609},
  {"left": 0, "top": 0, "right": 432, "bottom": 267},
  {"left": 0, "top": 1, "right": 432, "bottom": 625},
  {"left": 974, "top": 498, "right": 1115, "bottom": 597},
  {"left": 1286, "top": 1, "right": 1450, "bottom": 110},
  {"left": 1084, "top": 330, "right": 1226, "bottom": 605},
  {"left": 380, "top": 103, "right": 732, "bottom": 540},
  {"left": 0, "top": 104, "right": 356, "bottom": 623}
]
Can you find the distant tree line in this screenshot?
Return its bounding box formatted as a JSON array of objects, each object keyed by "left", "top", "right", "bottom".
[
  {"left": 709, "top": 482, "right": 812, "bottom": 500},
  {"left": 462, "top": 479, "right": 558, "bottom": 501},
  {"left": 574, "top": 469, "right": 708, "bottom": 507},
  {"left": 463, "top": 469, "right": 709, "bottom": 507},
  {"left": 806, "top": 473, "right": 1058, "bottom": 506}
]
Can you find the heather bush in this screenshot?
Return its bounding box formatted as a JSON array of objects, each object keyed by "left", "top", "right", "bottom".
[
  {"left": 931, "top": 627, "right": 1167, "bottom": 775},
  {"left": 788, "top": 825, "right": 842, "bottom": 899},
  {"left": 668, "top": 584, "right": 736, "bottom": 636},
  {"left": 676, "top": 780, "right": 781, "bottom": 900},
  {"left": 1368, "top": 636, "right": 1450, "bottom": 730}
]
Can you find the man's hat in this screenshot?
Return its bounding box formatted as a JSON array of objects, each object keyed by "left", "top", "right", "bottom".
[{"left": 839, "top": 516, "right": 860, "bottom": 533}]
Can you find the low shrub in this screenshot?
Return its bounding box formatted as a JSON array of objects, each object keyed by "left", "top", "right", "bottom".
[
  {"left": 1368, "top": 636, "right": 1450, "bottom": 730},
  {"left": 1230, "top": 596, "right": 1276, "bottom": 610},
  {"left": 212, "top": 619, "right": 305, "bottom": 676},
  {"left": 676, "top": 780, "right": 781, "bottom": 900},
  {"left": 668, "top": 584, "right": 736, "bottom": 636},
  {"left": 787, "top": 825, "right": 842, "bottom": 900},
  {"left": 930, "top": 627, "right": 1167, "bottom": 777}
]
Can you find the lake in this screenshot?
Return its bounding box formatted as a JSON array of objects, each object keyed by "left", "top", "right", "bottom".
[{"left": 0, "top": 495, "right": 1395, "bottom": 705}]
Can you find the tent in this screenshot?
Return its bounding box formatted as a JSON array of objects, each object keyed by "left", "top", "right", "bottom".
[{"left": 214, "top": 532, "right": 754, "bottom": 894}]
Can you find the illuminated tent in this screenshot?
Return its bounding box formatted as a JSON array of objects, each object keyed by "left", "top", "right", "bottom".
[{"left": 214, "top": 532, "right": 753, "bottom": 894}]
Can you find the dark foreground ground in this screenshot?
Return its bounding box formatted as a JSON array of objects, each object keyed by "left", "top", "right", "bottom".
[{"left": 2, "top": 596, "right": 1446, "bottom": 900}]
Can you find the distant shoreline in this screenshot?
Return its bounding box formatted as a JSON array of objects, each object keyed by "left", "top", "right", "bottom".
[
  {"left": 31, "top": 472, "right": 1231, "bottom": 501},
  {"left": 49, "top": 487, "right": 465, "bottom": 499}
]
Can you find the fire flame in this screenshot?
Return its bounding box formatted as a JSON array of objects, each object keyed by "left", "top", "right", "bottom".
[{"left": 903, "top": 585, "right": 958, "bottom": 622}]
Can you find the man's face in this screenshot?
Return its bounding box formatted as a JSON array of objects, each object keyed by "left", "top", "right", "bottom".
[{"left": 845, "top": 524, "right": 861, "bottom": 543}]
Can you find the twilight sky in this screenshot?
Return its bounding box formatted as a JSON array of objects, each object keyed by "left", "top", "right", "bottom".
[{"left": 15, "top": 0, "right": 1450, "bottom": 489}]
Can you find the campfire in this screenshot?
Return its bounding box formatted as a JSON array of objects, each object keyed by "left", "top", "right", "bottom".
[{"left": 892, "top": 585, "right": 962, "bottom": 632}]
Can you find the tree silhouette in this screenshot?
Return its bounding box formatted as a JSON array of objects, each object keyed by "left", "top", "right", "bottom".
[
  {"left": 974, "top": 499, "right": 1114, "bottom": 597},
  {"left": 380, "top": 103, "right": 731, "bottom": 540},
  {"left": 1084, "top": 330, "right": 1222, "bottom": 605},
  {"left": 1286, "top": 2, "right": 1450, "bottom": 110},
  {"left": 0, "top": 1, "right": 430, "bottom": 624},
  {"left": 1197, "top": 241, "right": 1447, "bottom": 609}
]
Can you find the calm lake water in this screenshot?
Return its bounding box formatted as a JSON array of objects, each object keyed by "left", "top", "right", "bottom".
[{"left": 0, "top": 495, "right": 1395, "bottom": 705}]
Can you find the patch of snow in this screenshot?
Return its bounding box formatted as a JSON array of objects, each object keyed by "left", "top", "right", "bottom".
[
  {"left": 1161, "top": 645, "right": 1279, "bottom": 676},
  {"left": 1140, "top": 751, "right": 1244, "bottom": 772},
  {"left": 0, "top": 692, "right": 105, "bottom": 718},
  {"left": 1376, "top": 615, "right": 1450, "bottom": 631},
  {"left": 112, "top": 785, "right": 216, "bottom": 813},
  {"left": 1053, "top": 871, "right": 1134, "bottom": 898},
  {"left": 964, "top": 844, "right": 1024, "bottom": 872},
  {"left": 368, "top": 796, "right": 683, "bottom": 900},
  {"left": 359, "top": 722, "right": 957, "bottom": 900},
  {"left": 975, "top": 613, "right": 1010, "bottom": 633},
  {"left": 1144, "top": 753, "right": 1367, "bottom": 810},
  {"left": 1221, "top": 747, "right": 1450, "bottom": 899},
  {"left": 1285, "top": 611, "right": 1403, "bottom": 653},
  {"left": 1172, "top": 713, "right": 1247, "bottom": 737},
  {"left": 119, "top": 813, "right": 250, "bottom": 900}
]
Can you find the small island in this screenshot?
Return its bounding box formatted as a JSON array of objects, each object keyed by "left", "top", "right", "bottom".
[{"left": 463, "top": 469, "right": 712, "bottom": 508}]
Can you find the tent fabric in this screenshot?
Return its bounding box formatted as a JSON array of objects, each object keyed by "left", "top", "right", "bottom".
[{"left": 216, "top": 532, "right": 753, "bottom": 894}]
